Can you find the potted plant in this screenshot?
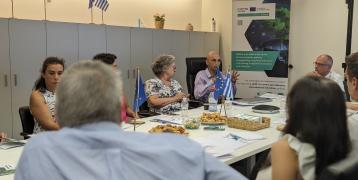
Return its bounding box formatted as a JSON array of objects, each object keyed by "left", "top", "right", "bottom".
[{"left": 153, "top": 13, "right": 165, "bottom": 29}]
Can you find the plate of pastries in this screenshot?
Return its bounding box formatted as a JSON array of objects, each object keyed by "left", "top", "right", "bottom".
[
  {"left": 200, "top": 112, "right": 227, "bottom": 125},
  {"left": 149, "top": 124, "right": 188, "bottom": 135}
]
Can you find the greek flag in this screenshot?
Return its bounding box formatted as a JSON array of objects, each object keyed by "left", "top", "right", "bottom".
[
  {"left": 89, "top": 0, "right": 109, "bottom": 11},
  {"left": 223, "top": 72, "right": 234, "bottom": 99}
]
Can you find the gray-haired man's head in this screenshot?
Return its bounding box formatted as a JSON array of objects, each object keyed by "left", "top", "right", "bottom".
[{"left": 56, "top": 60, "right": 123, "bottom": 127}]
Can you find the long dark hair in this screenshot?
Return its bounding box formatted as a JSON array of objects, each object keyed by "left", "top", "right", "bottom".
[
  {"left": 33, "top": 57, "right": 65, "bottom": 93},
  {"left": 284, "top": 76, "right": 351, "bottom": 176}
]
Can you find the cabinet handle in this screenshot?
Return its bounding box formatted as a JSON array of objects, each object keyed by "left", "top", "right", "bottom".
[
  {"left": 14, "top": 74, "right": 17, "bottom": 87},
  {"left": 133, "top": 69, "right": 135, "bottom": 78},
  {"left": 127, "top": 69, "right": 130, "bottom": 79},
  {"left": 4, "top": 74, "right": 8, "bottom": 87}
]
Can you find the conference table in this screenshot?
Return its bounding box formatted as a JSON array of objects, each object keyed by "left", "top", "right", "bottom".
[{"left": 0, "top": 98, "right": 284, "bottom": 179}]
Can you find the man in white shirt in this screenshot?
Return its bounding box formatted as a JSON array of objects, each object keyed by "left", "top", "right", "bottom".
[
  {"left": 309, "top": 54, "right": 345, "bottom": 92},
  {"left": 344, "top": 52, "right": 358, "bottom": 151}
]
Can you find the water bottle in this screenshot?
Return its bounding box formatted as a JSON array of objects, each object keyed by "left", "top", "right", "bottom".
[
  {"left": 181, "top": 97, "right": 189, "bottom": 111},
  {"left": 181, "top": 97, "right": 189, "bottom": 116},
  {"left": 208, "top": 92, "right": 217, "bottom": 112},
  {"left": 224, "top": 97, "right": 232, "bottom": 117},
  {"left": 211, "top": 18, "right": 216, "bottom": 32}
]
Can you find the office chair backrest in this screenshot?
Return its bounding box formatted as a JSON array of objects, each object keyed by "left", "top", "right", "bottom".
[
  {"left": 186, "top": 57, "right": 208, "bottom": 99},
  {"left": 186, "top": 57, "right": 222, "bottom": 100},
  {"left": 318, "top": 149, "right": 358, "bottom": 180},
  {"left": 18, "top": 106, "right": 35, "bottom": 136}
]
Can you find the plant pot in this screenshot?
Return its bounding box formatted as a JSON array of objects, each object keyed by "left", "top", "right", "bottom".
[{"left": 154, "top": 20, "right": 164, "bottom": 29}]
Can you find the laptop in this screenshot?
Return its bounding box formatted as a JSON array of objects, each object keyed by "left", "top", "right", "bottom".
[{"left": 233, "top": 97, "right": 272, "bottom": 105}]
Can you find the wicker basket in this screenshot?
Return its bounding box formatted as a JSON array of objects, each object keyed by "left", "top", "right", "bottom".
[{"left": 227, "top": 117, "right": 270, "bottom": 131}]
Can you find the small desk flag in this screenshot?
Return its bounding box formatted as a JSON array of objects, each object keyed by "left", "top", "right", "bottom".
[
  {"left": 133, "top": 74, "right": 147, "bottom": 112},
  {"left": 214, "top": 68, "right": 225, "bottom": 100}
]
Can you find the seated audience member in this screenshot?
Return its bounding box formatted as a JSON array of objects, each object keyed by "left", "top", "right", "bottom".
[
  {"left": 266, "top": 76, "right": 351, "bottom": 180},
  {"left": 344, "top": 52, "right": 358, "bottom": 144},
  {"left": 15, "top": 61, "right": 246, "bottom": 180},
  {"left": 308, "top": 54, "right": 345, "bottom": 92},
  {"left": 30, "top": 57, "right": 64, "bottom": 133},
  {"left": 93, "top": 53, "right": 138, "bottom": 119},
  {"left": 194, "top": 51, "right": 238, "bottom": 102},
  {"left": 145, "top": 55, "right": 188, "bottom": 113},
  {"left": 0, "top": 132, "right": 7, "bottom": 142}
]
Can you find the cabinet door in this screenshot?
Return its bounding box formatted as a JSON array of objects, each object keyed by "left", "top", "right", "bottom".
[
  {"left": 9, "top": 19, "right": 46, "bottom": 139},
  {"left": 46, "top": 21, "right": 79, "bottom": 67},
  {"left": 0, "top": 18, "right": 12, "bottom": 136},
  {"left": 130, "top": 28, "right": 153, "bottom": 82},
  {"left": 153, "top": 30, "right": 172, "bottom": 58},
  {"left": 170, "top": 31, "right": 190, "bottom": 94},
  {"left": 106, "top": 26, "right": 132, "bottom": 106},
  {"left": 189, "top": 32, "right": 205, "bottom": 57},
  {"left": 78, "top": 24, "right": 106, "bottom": 60},
  {"left": 204, "top": 32, "right": 220, "bottom": 55}
]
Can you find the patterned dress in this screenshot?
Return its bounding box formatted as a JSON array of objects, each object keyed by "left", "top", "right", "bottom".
[
  {"left": 145, "top": 78, "right": 183, "bottom": 113},
  {"left": 33, "top": 90, "right": 56, "bottom": 134}
]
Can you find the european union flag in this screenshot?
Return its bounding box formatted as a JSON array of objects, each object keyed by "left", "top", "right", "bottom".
[
  {"left": 214, "top": 68, "right": 225, "bottom": 100},
  {"left": 89, "top": 0, "right": 109, "bottom": 11},
  {"left": 133, "top": 75, "right": 147, "bottom": 112}
]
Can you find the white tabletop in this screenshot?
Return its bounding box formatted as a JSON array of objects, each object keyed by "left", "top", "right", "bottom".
[
  {"left": 124, "top": 100, "right": 283, "bottom": 164},
  {"left": 0, "top": 99, "right": 284, "bottom": 179}
]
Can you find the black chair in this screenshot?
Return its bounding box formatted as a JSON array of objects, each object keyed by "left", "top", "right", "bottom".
[
  {"left": 137, "top": 101, "right": 160, "bottom": 118},
  {"left": 185, "top": 57, "right": 207, "bottom": 100},
  {"left": 18, "top": 106, "right": 35, "bottom": 139},
  {"left": 318, "top": 152, "right": 358, "bottom": 180},
  {"left": 185, "top": 57, "right": 222, "bottom": 104}
]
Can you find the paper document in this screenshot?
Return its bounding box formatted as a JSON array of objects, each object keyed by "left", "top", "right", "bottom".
[
  {"left": 0, "top": 164, "right": 15, "bottom": 176},
  {"left": 0, "top": 139, "right": 26, "bottom": 150},
  {"left": 151, "top": 115, "right": 187, "bottom": 125},
  {"left": 195, "top": 132, "right": 265, "bottom": 157}
]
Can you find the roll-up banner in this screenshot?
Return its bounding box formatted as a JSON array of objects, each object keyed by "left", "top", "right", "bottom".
[{"left": 232, "top": 0, "right": 291, "bottom": 98}]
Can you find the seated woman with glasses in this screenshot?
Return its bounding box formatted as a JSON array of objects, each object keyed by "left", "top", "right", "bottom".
[
  {"left": 145, "top": 55, "right": 188, "bottom": 114},
  {"left": 256, "top": 76, "right": 351, "bottom": 180}
]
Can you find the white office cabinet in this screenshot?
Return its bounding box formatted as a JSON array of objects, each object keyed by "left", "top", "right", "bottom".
[
  {"left": 170, "top": 31, "right": 190, "bottom": 94},
  {"left": 153, "top": 30, "right": 173, "bottom": 58},
  {"left": 189, "top": 32, "right": 205, "bottom": 57},
  {"left": 130, "top": 28, "right": 153, "bottom": 82},
  {"left": 106, "top": 26, "right": 132, "bottom": 105},
  {"left": 46, "top": 21, "right": 79, "bottom": 67},
  {"left": 204, "top": 32, "right": 220, "bottom": 55},
  {"left": 79, "top": 24, "right": 106, "bottom": 60},
  {"left": 0, "top": 18, "right": 12, "bottom": 136},
  {"left": 152, "top": 30, "right": 190, "bottom": 93},
  {"left": 9, "top": 19, "right": 46, "bottom": 139}
]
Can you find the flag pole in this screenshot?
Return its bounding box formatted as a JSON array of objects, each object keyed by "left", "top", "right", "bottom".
[
  {"left": 43, "top": 0, "right": 47, "bottom": 21},
  {"left": 101, "top": 10, "right": 104, "bottom": 24},
  {"left": 90, "top": 7, "right": 93, "bottom": 24},
  {"left": 11, "top": 0, "right": 14, "bottom": 18},
  {"left": 134, "top": 67, "right": 140, "bottom": 132}
]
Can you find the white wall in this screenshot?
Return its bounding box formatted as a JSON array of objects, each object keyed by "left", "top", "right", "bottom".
[
  {"left": 288, "top": 0, "right": 348, "bottom": 87},
  {"left": 201, "top": 0, "right": 232, "bottom": 71},
  {"left": 0, "top": 0, "right": 202, "bottom": 30}
]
